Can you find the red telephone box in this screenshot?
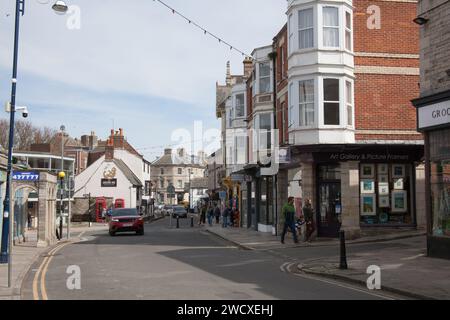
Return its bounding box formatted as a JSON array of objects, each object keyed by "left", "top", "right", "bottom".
[
  {"left": 95, "top": 197, "right": 107, "bottom": 222},
  {"left": 114, "top": 199, "right": 125, "bottom": 209}
]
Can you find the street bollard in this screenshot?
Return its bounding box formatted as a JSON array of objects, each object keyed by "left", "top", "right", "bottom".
[
  {"left": 176, "top": 217, "right": 180, "bottom": 229},
  {"left": 191, "top": 216, "right": 194, "bottom": 228},
  {"left": 339, "top": 230, "right": 348, "bottom": 270}
]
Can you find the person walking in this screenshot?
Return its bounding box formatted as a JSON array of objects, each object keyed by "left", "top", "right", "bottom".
[
  {"left": 214, "top": 204, "right": 221, "bottom": 224},
  {"left": 303, "top": 199, "right": 316, "bottom": 242},
  {"left": 207, "top": 204, "right": 214, "bottom": 226},
  {"left": 281, "top": 197, "right": 299, "bottom": 244},
  {"left": 199, "top": 203, "right": 207, "bottom": 226},
  {"left": 222, "top": 205, "right": 231, "bottom": 228}
]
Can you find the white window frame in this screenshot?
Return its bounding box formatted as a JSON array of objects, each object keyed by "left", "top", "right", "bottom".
[
  {"left": 234, "top": 93, "right": 246, "bottom": 118},
  {"left": 345, "top": 80, "right": 354, "bottom": 128},
  {"left": 289, "top": 83, "right": 294, "bottom": 128},
  {"left": 322, "top": 77, "right": 341, "bottom": 126},
  {"left": 288, "top": 13, "right": 294, "bottom": 55},
  {"left": 345, "top": 10, "right": 353, "bottom": 52},
  {"left": 299, "top": 79, "right": 315, "bottom": 127},
  {"left": 322, "top": 6, "right": 340, "bottom": 48},
  {"left": 298, "top": 8, "right": 314, "bottom": 50},
  {"left": 259, "top": 62, "right": 271, "bottom": 94}
]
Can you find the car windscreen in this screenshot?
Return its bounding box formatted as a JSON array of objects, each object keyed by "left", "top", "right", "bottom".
[
  {"left": 111, "top": 209, "right": 139, "bottom": 217},
  {"left": 174, "top": 207, "right": 186, "bottom": 212}
]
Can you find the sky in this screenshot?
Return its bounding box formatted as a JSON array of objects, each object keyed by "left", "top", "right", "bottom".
[{"left": 0, "top": 0, "right": 287, "bottom": 161}]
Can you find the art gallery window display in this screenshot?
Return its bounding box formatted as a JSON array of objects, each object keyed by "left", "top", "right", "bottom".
[{"left": 359, "top": 163, "right": 414, "bottom": 225}]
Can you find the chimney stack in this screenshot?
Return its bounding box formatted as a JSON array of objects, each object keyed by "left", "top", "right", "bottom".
[
  {"left": 243, "top": 57, "right": 253, "bottom": 79},
  {"left": 226, "top": 61, "right": 231, "bottom": 86}
]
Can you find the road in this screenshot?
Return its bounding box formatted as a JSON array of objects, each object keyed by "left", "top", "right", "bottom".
[{"left": 21, "top": 218, "right": 403, "bottom": 300}]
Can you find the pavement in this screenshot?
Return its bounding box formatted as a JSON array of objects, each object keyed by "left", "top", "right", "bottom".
[{"left": 204, "top": 223, "right": 450, "bottom": 300}]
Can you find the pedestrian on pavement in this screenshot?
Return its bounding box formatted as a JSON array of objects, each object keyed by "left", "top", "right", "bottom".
[
  {"left": 207, "top": 204, "right": 214, "bottom": 226},
  {"left": 222, "top": 205, "right": 231, "bottom": 228},
  {"left": 199, "top": 203, "right": 207, "bottom": 226},
  {"left": 281, "top": 196, "right": 299, "bottom": 244},
  {"left": 27, "top": 212, "right": 32, "bottom": 230},
  {"left": 214, "top": 204, "right": 221, "bottom": 224},
  {"left": 303, "top": 199, "right": 316, "bottom": 242}
]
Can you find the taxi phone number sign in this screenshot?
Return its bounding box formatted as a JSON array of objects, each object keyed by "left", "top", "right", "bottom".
[{"left": 12, "top": 171, "right": 40, "bottom": 181}]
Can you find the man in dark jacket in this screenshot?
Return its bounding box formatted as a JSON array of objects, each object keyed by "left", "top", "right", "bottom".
[{"left": 281, "top": 197, "right": 299, "bottom": 244}]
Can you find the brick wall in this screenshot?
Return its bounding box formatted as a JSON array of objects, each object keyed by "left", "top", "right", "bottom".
[
  {"left": 354, "top": 0, "right": 422, "bottom": 141},
  {"left": 275, "top": 24, "right": 289, "bottom": 146}
]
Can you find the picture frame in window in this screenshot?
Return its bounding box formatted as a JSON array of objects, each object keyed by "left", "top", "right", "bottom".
[
  {"left": 392, "top": 191, "right": 408, "bottom": 213},
  {"left": 379, "top": 196, "right": 390, "bottom": 208},
  {"left": 360, "top": 180, "right": 375, "bottom": 194},
  {"left": 392, "top": 164, "right": 406, "bottom": 178},
  {"left": 378, "top": 174, "right": 389, "bottom": 183},
  {"left": 378, "top": 164, "right": 389, "bottom": 175},
  {"left": 378, "top": 182, "right": 389, "bottom": 196},
  {"left": 360, "top": 164, "right": 375, "bottom": 179},
  {"left": 361, "top": 194, "right": 376, "bottom": 216},
  {"left": 393, "top": 178, "right": 404, "bottom": 190}
]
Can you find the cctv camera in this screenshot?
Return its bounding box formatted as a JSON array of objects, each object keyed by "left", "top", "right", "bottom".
[{"left": 15, "top": 106, "right": 29, "bottom": 118}]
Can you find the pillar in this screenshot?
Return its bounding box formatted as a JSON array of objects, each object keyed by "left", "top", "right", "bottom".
[
  {"left": 37, "top": 173, "right": 57, "bottom": 248},
  {"left": 415, "top": 163, "right": 426, "bottom": 230},
  {"left": 340, "top": 161, "right": 361, "bottom": 240}
]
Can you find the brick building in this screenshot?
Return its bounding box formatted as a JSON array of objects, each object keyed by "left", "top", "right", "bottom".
[
  {"left": 284, "top": 0, "right": 424, "bottom": 239},
  {"left": 412, "top": 0, "right": 450, "bottom": 259}
]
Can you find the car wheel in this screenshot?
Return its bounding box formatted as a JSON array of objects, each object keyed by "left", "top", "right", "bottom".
[
  {"left": 137, "top": 230, "right": 144, "bottom": 236},
  {"left": 109, "top": 231, "right": 116, "bottom": 237}
]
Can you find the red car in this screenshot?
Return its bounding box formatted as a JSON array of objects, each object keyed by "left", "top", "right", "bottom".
[{"left": 109, "top": 208, "right": 144, "bottom": 236}]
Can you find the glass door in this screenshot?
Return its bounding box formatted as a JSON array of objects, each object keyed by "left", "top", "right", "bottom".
[{"left": 317, "top": 165, "right": 342, "bottom": 238}]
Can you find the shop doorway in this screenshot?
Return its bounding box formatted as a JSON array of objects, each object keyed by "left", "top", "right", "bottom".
[{"left": 317, "top": 165, "right": 342, "bottom": 238}]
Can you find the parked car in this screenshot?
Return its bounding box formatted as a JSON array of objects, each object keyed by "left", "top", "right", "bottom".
[
  {"left": 162, "top": 205, "right": 175, "bottom": 216},
  {"left": 172, "top": 206, "right": 188, "bottom": 218},
  {"left": 109, "top": 208, "right": 144, "bottom": 236}
]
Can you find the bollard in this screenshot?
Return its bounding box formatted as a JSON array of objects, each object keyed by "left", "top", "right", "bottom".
[
  {"left": 191, "top": 216, "right": 194, "bottom": 228},
  {"left": 176, "top": 217, "right": 180, "bottom": 229},
  {"left": 339, "top": 230, "right": 348, "bottom": 270}
]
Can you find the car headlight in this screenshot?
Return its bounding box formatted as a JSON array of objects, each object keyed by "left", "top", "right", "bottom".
[{"left": 111, "top": 219, "right": 119, "bottom": 222}]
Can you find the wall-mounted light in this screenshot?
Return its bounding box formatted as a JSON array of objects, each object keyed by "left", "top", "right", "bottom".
[{"left": 413, "top": 16, "right": 429, "bottom": 25}]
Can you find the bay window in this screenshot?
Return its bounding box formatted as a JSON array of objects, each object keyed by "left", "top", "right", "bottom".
[
  {"left": 289, "top": 14, "right": 294, "bottom": 54},
  {"left": 299, "top": 80, "right": 315, "bottom": 126},
  {"left": 298, "top": 8, "right": 314, "bottom": 49},
  {"left": 289, "top": 83, "right": 294, "bottom": 127},
  {"left": 259, "top": 62, "right": 271, "bottom": 94},
  {"left": 323, "top": 79, "right": 340, "bottom": 125},
  {"left": 235, "top": 93, "right": 245, "bottom": 118},
  {"left": 323, "top": 7, "right": 339, "bottom": 47}
]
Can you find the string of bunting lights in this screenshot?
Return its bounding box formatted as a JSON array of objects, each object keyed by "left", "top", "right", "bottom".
[{"left": 153, "top": 0, "right": 258, "bottom": 62}]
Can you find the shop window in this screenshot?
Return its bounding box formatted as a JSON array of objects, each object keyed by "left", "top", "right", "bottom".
[
  {"left": 359, "top": 163, "right": 413, "bottom": 225},
  {"left": 430, "top": 128, "right": 450, "bottom": 237}
]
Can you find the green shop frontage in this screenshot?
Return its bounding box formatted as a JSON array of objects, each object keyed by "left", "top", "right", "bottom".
[
  {"left": 287, "top": 144, "right": 425, "bottom": 239},
  {"left": 413, "top": 89, "right": 450, "bottom": 259}
]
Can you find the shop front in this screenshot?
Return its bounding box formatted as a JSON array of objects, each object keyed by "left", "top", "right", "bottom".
[
  {"left": 290, "top": 144, "right": 425, "bottom": 239},
  {"left": 413, "top": 90, "right": 450, "bottom": 259}
]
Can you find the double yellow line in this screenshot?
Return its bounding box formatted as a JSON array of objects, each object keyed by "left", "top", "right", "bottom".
[{"left": 32, "top": 242, "right": 70, "bottom": 300}]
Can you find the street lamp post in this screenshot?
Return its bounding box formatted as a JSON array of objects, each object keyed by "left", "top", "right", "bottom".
[
  {"left": 58, "top": 171, "right": 65, "bottom": 240},
  {"left": 0, "top": 0, "right": 69, "bottom": 269}
]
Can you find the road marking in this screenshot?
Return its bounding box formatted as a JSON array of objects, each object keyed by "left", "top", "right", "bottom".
[
  {"left": 401, "top": 254, "right": 425, "bottom": 261},
  {"left": 281, "top": 262, "right": 401, "bottom": 300},
  {"left": 32, "top": 242, "right": 70, "bottom": 300}
]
